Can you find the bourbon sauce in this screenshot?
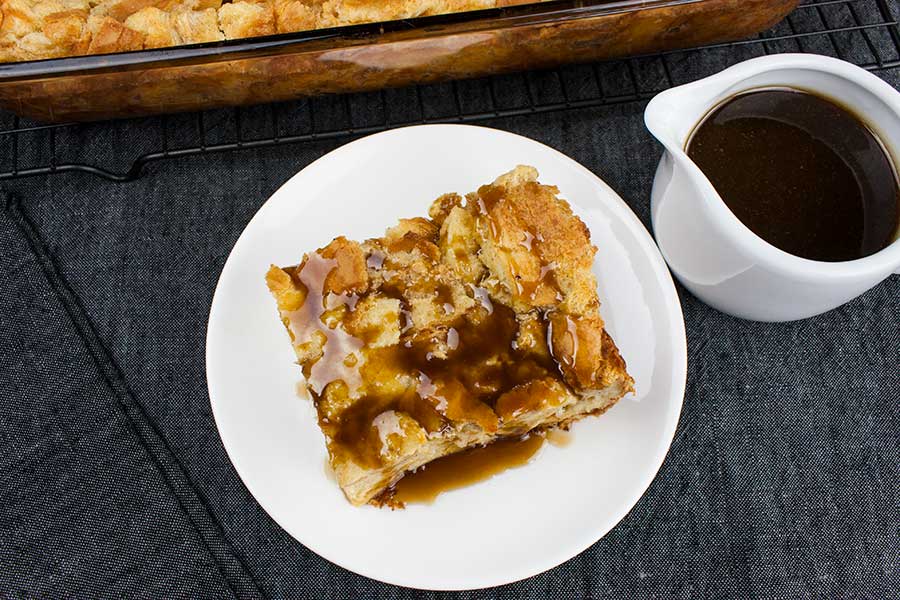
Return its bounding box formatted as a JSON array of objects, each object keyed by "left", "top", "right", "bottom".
[
  {"left": 687, "top": 88, "right": 899, "bottom": 262},
  {"left": 283, "top": 182, "right": 584, "bottom": 504}
]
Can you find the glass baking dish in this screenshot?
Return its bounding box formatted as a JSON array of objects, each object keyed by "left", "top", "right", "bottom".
[{"left": 0, "top": 0, "right": 799, "bottom": 122}]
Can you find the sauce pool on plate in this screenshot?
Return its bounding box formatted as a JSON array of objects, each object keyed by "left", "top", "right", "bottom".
[
  {"left": 393, "top": 434, "right": 543, "bottom": 504},
  {"left": 393, "top": 431, "right": 571, "bottom": 505}
]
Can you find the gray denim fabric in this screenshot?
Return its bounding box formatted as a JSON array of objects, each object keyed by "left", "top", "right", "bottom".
[{"left": 1, "top": 3, "right": 898, "bottom": 596}]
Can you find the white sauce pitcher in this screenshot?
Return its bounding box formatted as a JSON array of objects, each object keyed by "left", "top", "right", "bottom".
[{"left": 645, "top": 54, "right": 900, "bottom": 322}]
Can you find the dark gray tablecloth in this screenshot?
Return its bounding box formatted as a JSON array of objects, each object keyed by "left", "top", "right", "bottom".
[{"left": 1, "top": 6, "right": 898, "bottom": 598}]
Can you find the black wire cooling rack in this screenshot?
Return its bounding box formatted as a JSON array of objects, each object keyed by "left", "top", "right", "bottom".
[{"left": 0, "top": 0, "right": 897, "bottom": 183}]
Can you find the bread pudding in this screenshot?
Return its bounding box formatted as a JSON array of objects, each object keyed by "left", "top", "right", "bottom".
[
  {"left": 266, "top": 166, "right": 633, "bottom": 506},
  {"left": 0, "top": 0, "right": 542, "bottom": 62}
]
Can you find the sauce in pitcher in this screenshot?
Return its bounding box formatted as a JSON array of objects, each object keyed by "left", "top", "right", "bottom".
[{"left": 687, "top": 88, "right": 899, "bottom": 262}]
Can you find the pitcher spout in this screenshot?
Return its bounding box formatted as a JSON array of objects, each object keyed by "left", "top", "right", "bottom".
[{"left": 645, "top": 81, "right": 725, "bottom": 154}]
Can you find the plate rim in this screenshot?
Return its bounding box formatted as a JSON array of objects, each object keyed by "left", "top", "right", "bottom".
[{"left": 205, "top": 123, "right": 688, "bottom": 590}]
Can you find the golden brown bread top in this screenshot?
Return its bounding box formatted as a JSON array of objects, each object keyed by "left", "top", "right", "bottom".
[
  {"left": 0, "top": 0, "right": 543, "bottom": 62},
  {"left": 266, "top": 166, "right": 633, "bottom": 505}
]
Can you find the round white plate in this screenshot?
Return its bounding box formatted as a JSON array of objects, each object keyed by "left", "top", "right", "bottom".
[{"left": 207, "top": 124, "right": 686, "bottom": 590}]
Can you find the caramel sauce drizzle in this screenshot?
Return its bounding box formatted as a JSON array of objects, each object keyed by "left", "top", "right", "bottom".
[
  {"left": 287, "top": 253, "right": 364, "bottom": 396},
  {"left": 475, "top": 183, "right": 563, "bottom": 303},
  {"left": 286, "top": 183, "right": 582, "bottom": 473}
]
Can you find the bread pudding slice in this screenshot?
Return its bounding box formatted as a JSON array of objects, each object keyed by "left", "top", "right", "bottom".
[{"left": 266, "top": 166, "right": 634, "bottom": 506}]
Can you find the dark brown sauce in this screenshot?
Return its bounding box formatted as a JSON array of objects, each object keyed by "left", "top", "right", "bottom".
[
  {"left": 392, "top": 433, "right": 545, "bottom": 504},
  {"left": 286, "top": 219, "right": 575, "bottom": 471},
  {"left": 687, "top": 88, "right": 900, "bottom": 262},
  {"left": 322, "top": 299, "right": 560, "bottom": 468}
]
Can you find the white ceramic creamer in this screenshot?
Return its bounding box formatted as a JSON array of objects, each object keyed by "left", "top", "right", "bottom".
[{"left": 645, "top": 54, "right": 900, "bottom": 322}]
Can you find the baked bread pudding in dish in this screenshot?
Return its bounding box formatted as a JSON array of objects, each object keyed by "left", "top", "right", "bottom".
[
  {"left": 266, "top": 166, "right": 634, "bottom": 506},
  {"left": 0, "top": 0, "right": 541, "bottom": 62}
]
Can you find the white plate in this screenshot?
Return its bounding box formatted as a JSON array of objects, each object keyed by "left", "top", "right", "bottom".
[{"left": 206, "top": 124, "right": 686, "bottom": 591}]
